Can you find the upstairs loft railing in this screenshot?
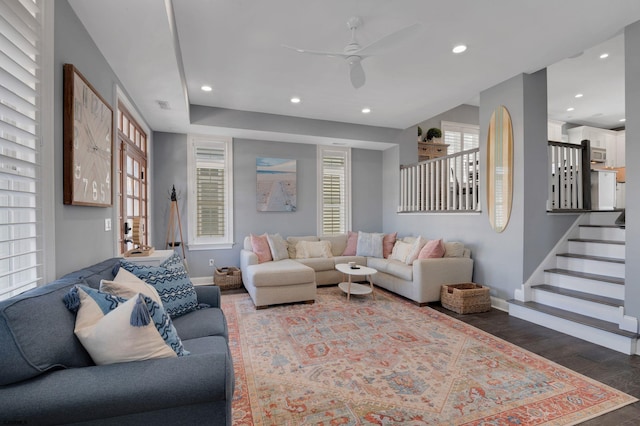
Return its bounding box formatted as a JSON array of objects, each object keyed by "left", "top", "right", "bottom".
[
  {"left": 547, "top": 139, "right": 591, "bottom": 211},
  {"left": 399, "top": 148, "right": 480, "bottom": 213}
]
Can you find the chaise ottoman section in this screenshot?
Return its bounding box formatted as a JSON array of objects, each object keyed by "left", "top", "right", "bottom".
[{"left": 244, "top": 259, "right": 316, "bottom": 309}]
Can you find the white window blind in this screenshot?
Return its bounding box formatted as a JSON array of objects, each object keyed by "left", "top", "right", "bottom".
[
  {"left": 0, "top": 0, "right": 43, "bottom": 301},
  {"left": 187, "top": 135, "right": 233, "bottom": 249},
  {"left": 317, "top": 146, "right": 350, "bottom": 235},
  {"left": 442, "top": 121, "right": 479, "bottom": 154}
]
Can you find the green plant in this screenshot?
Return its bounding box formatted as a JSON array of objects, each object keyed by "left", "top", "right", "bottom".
[
  {"left": 417, "top": 126, "right": 423, "bottom": 137},
  {"left": 426, "top": 127, "right": 442, "bottom": 141}
]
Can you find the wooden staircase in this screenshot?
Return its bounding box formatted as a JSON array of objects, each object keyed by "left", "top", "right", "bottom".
[{"left": 509, "top": 212, "right": 638, "bottom": 354}]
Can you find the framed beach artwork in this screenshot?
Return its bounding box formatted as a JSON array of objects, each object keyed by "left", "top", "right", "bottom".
[{"left": 256, "top": 157, "right": 297, "bottom": 212}]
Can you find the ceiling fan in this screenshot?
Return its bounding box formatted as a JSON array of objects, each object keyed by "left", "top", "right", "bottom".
[{"left": 282, "top": 17, "right": 421, "bottom": 89}]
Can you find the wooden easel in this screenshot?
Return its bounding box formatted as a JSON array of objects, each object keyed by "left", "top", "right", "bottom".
[{"left": 165, "top": 185, "right": 188, "bottom": 271}]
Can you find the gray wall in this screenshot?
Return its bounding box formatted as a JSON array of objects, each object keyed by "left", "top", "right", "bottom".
[
  {"left": 54, "top": 1, "right": 122, "bottom": 276},
  {"left": 625, "top": 21, "right": 640, "bottom": 318},
  {"left": 152, "top": 133, "right": 383, "bottom": 278}
]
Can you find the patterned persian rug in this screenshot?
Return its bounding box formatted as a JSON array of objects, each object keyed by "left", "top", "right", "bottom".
[{"left": 223, "top": 286, "right": 636, "bottom": 425}]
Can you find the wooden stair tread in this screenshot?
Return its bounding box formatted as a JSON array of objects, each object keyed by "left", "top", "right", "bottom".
[
  {"left": 532, "top": 284, "right": 623, "bottom": 307},
  {"left": 508, "top": 300, "right": 638, "bottom": 338},
  {"left": 579, "top": 224, "right": 623, "bottom": 229},
  {"left": 544, "top": 268, "right": 624, "bottom": 285},
  {"left": 556, "top": 253, "right": 625, "bottom": 264},
  {"left": 568, "top": 238, "right": 625, "bottom": 245}
]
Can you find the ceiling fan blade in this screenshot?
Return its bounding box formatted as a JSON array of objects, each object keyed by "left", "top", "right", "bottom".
[
  {"left": 349, "top": 58, "right": 365, "bottom": 89},
  {"left": 281, "top": 44, "right": 347, "bottom": 58},
  {"left": 356, "top": 23, "right": 421, "bottom": 56}
]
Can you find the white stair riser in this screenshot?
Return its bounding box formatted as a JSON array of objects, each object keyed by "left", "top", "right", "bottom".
[
  {"left": 545, "top": 272, "right": 625, "bottom": 299},
  {"left": 555, "top": 257, "right": 625, "bottom": 278},
  {"left": 509, "top": 304, "right": 636, "bottom": 355},
  {"left": 587, "top": 212, "right": 622, "bottom": 226},
  {"left": 568, "top": 241, "right": 625, "bottom": 258},
  {"left": 579, "top": 227, "right": 625, "bottom": 241},
  {"left": 531, "top": 289, "right": 620, "bottom": 322}
]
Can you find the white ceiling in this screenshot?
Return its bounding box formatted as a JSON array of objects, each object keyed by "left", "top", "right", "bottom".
[{"left": 68, "top": 0, "right": 640, "bottom": 145}]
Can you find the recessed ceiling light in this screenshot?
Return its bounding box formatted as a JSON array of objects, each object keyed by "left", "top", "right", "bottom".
[
  {"left": 290, "top": 97, "right": 301, "bottom": 104},
  {"left": 620, "top": 118, "right": 626, "bottom": 122},
  {"left": 201, "top": 85, "right": 212, "bottom": 92},
  {"left": 566, "top": 107, "right": 575, "bottom": 112},
  {"left": 575, "top": 93, "right": 583, "bottom": 98},
  {"left": 361, "top": 107, "right": 371, "bottom": 114},
  {"left": 599, "top": 53, "right": 609, "bottom": 59},
  {"left": 452, "top": 44, "right": 467, "bottom": 54}
]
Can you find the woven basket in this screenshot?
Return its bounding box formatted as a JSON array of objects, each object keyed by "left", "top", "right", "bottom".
[
  {"left": 214, "top": 266, "right": 243, "bottom": 290},
  {"left": 440, "top": 283, "right": 491, "bottom": 314}
]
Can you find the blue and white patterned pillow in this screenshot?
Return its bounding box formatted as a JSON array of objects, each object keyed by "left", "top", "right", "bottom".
[
  {"left": 120, "top": 258, "right": 198, "bottom": 318},
  {"left": 139, "top": 294, "right": 189, "bottom": 357},
  {"left": 356, "top": 231, "right": 385, "bottom": 258}
]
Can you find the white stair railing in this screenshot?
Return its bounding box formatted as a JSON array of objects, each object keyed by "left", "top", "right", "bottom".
[
  {"left": 547, "top": 140, "right": 591, "bottom": 211},
  {"left": 399, "top": 148, "right": 480, "bottom": 213}
]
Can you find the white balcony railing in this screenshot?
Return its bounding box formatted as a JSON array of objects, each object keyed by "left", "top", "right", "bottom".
[{"left": 399, "top": 148, "right": 480, "bottom": 213}]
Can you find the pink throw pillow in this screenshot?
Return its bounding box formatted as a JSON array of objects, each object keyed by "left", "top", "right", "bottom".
[
  {"left": 383, "top": 232, "right": 397, "bottom": 258},
  {"left": 418, "top": 239, "right": 445, "bottom": 259},
  {"left": 342, "top": 231, "right": 358, "bottom": 256},
  {"left": 250, "top": 233, "right": 272, "bottom": 263}
]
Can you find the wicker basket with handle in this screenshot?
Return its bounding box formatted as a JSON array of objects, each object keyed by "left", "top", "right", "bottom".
[
  {"left": 214, "top": 266, "right": 242, "bottom": 290},
  {"left": 440, "top": 283, "right": 491, "bottom": 314}
]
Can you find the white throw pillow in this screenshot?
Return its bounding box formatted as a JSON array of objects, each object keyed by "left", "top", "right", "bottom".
[
  {"left": 100, "top": 267, "right": 163, "bottom": 306},
  {"left": 405, "top": 235, "right": 427, "bottom": 265},
  {"left": 390, "top": 240, "right": 413, "bottom": 263},
  {"left": 444, "top": 242, "right": 465, "bottom": 257},
  {"left": 295, "top": 240, "right": 333, "bottom": 259},
  {"left": 356, "top": 231, "right": 384, "bottom": 258},
  {"left": 267, "top": 233, "right": 289, "bottom": 261}
]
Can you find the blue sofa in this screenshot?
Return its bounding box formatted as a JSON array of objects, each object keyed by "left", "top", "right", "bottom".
[{"left": 0, "top": 258, "right": 234, "bottom": 425}]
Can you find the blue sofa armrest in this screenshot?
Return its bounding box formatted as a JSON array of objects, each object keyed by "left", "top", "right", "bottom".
[
  {"left": 195, "top": 285, "right": 221, "bottom": 308},
  {"left": 0, "top": 336, "right": 233, "bottom": 425}
]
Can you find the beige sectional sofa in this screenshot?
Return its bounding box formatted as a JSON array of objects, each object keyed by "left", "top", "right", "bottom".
[{"left": 240, "top": 233, "right": 473, "bottom": 308}]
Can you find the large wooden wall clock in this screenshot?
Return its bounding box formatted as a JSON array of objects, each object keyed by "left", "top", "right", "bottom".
[{"left": 63, "top": 64, "right": 113, "bottom": 206}]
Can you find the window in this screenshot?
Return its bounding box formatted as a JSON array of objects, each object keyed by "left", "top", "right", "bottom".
[
  {"left": 317, "top": 146, "right": 351, "bottom": 235},
  {"left": 187, "top": 135, "right": 233, "bottom": 249},
  {"left": 442, "top": 121, "right": 479, "bottom": 154},
  {"left": 0, "top": 0, "right": 52, "bottom": 301}
]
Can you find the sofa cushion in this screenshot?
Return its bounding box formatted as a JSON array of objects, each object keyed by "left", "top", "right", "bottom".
[
  {"left": 61, "top": 257, "right": 120, "bottom": 289},
  {"left": 356, "top": 231, "right": 384, "bottom": 258},
  {"left": 172, "top": 307, "right": 228, "bottom": 341},
  {"left": 390, "top": 240, "right": 413, "bottom": 263},
  {"left": 286, "top": 236, "right": 318, "bottom": 258},
  {"left": 367, "top": 258, "right": 413, "bottom": 281},
  {"left": 295, "top": 240, "right": 333, "bottom": 259},
  {"left": 383, "top": 233, "right": 397, "bottom": 258},
  {"left": 250, "top": 233, "right": 273, "bottom": 263},
  {"left": 246, "top": 259, "right": 314, "bottom": 287},
  {"left": 418, "top": 239, "right": 445, "bottom": 259},
  {"left": 333, "top": 255, "right": 368, "bottom": 266},
  {"left": 320, "top": 234, "right": 348, "bottom": 257},
  {"left": 342, "top": 231, "right": 358, "bottom": 256},
  {"left": 75, "top": 295, "right": 188, "bottom": 365},
  {"left": 0, "top": 277, "right": 94, "bottom": 386},
  {"left": 99, "top": 267, "right": 163, "bottom": 306},
  {"left": 267, "top": 233, "right": 289, "bottom": 261},
  {"left": 120, "top": 260, "right": 198, "bottom": 319},
  {"left": 405, "top": 235, "right": 427, "bottom": 265},
  {"left": 444, "top": 241, "right": 465, "bottom": 257},
  {"left": 295, "top": 257, "right": 336, "bottom": 272}
]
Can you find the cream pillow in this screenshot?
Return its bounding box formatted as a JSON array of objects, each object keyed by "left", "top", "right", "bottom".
[
  {"left": 287, "top": 236, "right": 319, "bottom": 258},
  {"left": 267, "top": 233, "right": 289, "bottom": 261},
  {"left": 405, "top": 235, "right": 427, "bottom": 265},
  {"left": 444, "top": 242, "right": 465, "bottom": 257},
  {"left": 295, "top": 240, "right": 333, "bottom": 259},
  {"left": 390, "top": 240, "right": 413, "bottom": 263},
  {"left": 320, "top": 234, "right": 348, "bottom": 257},
  {"left": 100, "top": 267, "right": 163, "bottom": 306}
]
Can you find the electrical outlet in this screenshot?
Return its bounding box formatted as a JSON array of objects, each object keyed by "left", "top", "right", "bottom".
[
  {"left": 104, "top": 218, "right": 111, "bottom": 231},
  {"left": 209, "top": 259, "right": 215, "bottom": 267}
]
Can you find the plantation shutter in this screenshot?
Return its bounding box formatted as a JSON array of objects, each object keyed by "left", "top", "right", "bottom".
[
  {"left": 443, "top": 121, "right": 479, "bottom": 155},
  {"left": 0, "top": 0, "right": 43, "bottom": 300},
  {"left": 321, "top": 150, "right": 347, "bottom": 235},
  {"left": 195, "top": 144, "right": 225, "bottom": 237}
]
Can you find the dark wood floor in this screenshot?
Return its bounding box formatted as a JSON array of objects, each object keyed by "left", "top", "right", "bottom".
[{"left": 221, "top": 286, "right": 640, "bottom": 425}]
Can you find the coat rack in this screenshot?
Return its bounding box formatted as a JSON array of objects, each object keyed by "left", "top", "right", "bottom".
[{"left": 165, "top": 185, "right": 188, "bottom": 271}]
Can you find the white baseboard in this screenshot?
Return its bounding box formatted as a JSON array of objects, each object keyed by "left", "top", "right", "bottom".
[
  {"left": 491, "top": 296, "right": 509, "bottom": 312},
  {"left": 192, "top": 276, "right": 214, "bottom": 286}
]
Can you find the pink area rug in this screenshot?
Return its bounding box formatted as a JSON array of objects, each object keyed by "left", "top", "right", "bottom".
[{"left": 223, "top": 286, "right": 636, "bottom": 425}]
